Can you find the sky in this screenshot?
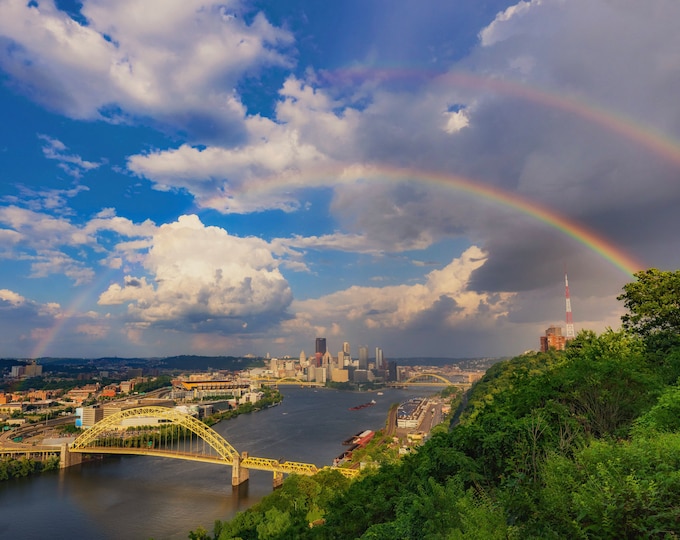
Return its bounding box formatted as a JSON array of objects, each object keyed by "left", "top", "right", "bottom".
[{"left": 0, "top": 0, "right": 679, "bottom": 360}]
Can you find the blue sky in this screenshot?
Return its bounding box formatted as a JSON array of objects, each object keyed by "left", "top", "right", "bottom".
[{"left": 0, "top": 0, "right": 679, "bottom": 360}]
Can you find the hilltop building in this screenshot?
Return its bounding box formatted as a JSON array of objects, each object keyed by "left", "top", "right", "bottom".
[
  {"left": 540, "top": 325, "right": 567, "bottom": 352},
  {"left": 10, "top": 361, "right": 42, "bottom": 379}
]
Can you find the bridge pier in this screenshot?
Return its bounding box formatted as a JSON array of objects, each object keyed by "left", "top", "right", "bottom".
[
  {"left": 232, "top": 452, "right": 250, "bottom": 486},
  {"left": 273, "top": 470, "right": 284, "bottom": 489},
  {"left": 60, "top": 444, "right": 82, "bottom": 469}
]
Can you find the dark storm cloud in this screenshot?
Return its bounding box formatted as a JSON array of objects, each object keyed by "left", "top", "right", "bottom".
[
  {"left": 330, "top": 181, "right": 469, "bottom": 251},
  {"left": 406, "top": 295, "right": 462, "bottom": 332},
  {"left": 327, "top": 0, "right": 680, "bottom": 311}
]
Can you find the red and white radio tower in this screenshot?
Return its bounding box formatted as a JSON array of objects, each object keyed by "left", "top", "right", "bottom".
[{"left": 565, "top": 271, "right": 575, "bottom": 339}]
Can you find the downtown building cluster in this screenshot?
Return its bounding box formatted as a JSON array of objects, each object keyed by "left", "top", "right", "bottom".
[{"left": 268, "top": 338, "right": 397, "bottom": 384}]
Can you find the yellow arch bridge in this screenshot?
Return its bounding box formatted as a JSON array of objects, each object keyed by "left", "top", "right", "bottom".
[
  {"left": 69, "top": 406, "right": 358, "bottom": 487},
  {"left": 389, "top": 373, "right": 471, "bottom": 387}
]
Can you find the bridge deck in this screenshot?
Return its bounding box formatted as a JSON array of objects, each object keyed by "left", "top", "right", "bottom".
[
  {"left": 71, "top": 446, "right": 358, "bottom": 477},
  {"left": 68, "top": 406, "right": 360, "bottom": 482}
]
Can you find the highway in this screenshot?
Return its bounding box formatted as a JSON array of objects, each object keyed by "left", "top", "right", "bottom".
[{"left": 0, "top": 414, "right": 76, "bottom": 449}]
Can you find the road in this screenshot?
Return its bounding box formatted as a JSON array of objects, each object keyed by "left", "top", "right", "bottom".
[{"left": 0, "top": 414, "right": 76, "bottom": 452}]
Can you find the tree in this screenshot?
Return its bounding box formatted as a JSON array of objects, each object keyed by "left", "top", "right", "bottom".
[
  {"left": 618, "top": 268, "right": 680, "bottom": 340},
  {"left": 538, "top": 433, "right": 680, "bottom": 538}
]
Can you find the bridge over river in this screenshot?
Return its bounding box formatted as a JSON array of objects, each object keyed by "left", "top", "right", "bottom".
[
  {"left": 67, "top": 406, "right": 358, "bottom": 487},
  {"left": 387, "top": 372, "right": 472, "bottom": 389}
]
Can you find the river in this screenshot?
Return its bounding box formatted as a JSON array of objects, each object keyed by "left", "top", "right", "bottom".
[{"left": 0, "top": 387, "right": 426, "bottom": 539}]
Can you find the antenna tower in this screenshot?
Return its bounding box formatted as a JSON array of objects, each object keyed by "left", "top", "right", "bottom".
[{"left": 565, "top": 271, "right": 575, "bottom": 339}]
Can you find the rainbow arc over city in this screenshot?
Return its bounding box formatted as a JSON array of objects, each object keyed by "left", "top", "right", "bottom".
[
  {"left": 32, "top": 68, "right": 666, "bottom": 358},
  {"left": 233, "top": 162, "right": 644, "bottom": 278}
]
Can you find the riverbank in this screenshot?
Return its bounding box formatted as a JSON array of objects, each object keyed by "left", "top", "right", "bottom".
[
  {"left": 202, "top": 387, "right": 283, "bottom": 426},
  {"left": 0, "top": 454, "right": 60, "bottom": 482}
]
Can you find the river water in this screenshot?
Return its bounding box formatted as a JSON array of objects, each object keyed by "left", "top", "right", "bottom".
[{"left": 0, "top": 387, "right": 426, "bottom": 539}]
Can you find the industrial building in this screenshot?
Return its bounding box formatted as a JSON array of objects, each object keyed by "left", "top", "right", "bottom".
[{"left": 396, "top": 398, "right": 427, "bottom": 429}]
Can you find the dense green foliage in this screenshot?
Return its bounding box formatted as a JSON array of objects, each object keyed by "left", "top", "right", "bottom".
[
  {"left": 1, "top": 376, "right": 105, "bottom": 393},
  {"left": 0, "top": 455, "right": 60, "bottom": 482},
  {"left": 191, "top": 269, "right": 680, "bottom": 539},
  {"left": 132, "top": 375, "right": 173, "bottom": 393},
  {"left": 618, "top": 268, "right": 680, "bottom": 340}
]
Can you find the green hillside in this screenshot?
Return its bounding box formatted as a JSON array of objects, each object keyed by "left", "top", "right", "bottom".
[{"left": 192, "top": 269, "right": 680, "bottom": 539}]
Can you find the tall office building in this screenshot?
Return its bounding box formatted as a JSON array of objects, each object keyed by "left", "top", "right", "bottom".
[
  {"left": 343, "top": 341, "right": 350, "bottom": 355},
  {"left": 388, "top": 360, "right": 398, "bottom": 382},
  {"left": 358, "top": 346, "right": 369, "bottom": 370},
  {"left": 314, "top": 337, "right": 326, "bottom": 368},
  {"left": 375, "top": 347, "right": 384, "bottom": 370}
]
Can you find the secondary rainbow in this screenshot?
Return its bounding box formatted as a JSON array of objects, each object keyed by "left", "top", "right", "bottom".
[{"left": 322, "top": 68, "right": 680, "bottom": 169}]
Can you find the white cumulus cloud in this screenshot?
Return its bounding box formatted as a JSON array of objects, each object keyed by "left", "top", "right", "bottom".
[
  {"left": 0, "top": 0, "right": 293, "bottom": 140},
  {"left": 292, "top": 246, "right": 512, "bottom": 332},
  {"left": 98, "top": 214, "right": 293, "bottom": 332}
]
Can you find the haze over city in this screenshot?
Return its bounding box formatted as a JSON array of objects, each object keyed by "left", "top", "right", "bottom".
[{"left": 0, "top": 0, "right": 678, "bottom": 359}]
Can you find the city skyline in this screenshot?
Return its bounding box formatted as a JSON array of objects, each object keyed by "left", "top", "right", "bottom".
[{"left": 0, "top": 1, "right": 679, "bottom": 359}]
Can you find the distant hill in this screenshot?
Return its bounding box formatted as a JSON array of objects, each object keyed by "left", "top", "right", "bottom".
[
  {"left": 159, "top": 355, "right": 265, "bottom": 371},
  {"left": 12, "top": 355, "right": 264, "bottom": 369}
]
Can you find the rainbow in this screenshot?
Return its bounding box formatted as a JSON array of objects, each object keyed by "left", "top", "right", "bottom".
[
  {"left": 28, "top": 71, "right": 662, "bottom": 358},
  {"left": 31, "top": 309, "right": 75, "bottom": 360},
  {"left": 30, "top": 266, "right": 118, "bottom": 359},
  {"left": 225, "top": 163, "right": 644, "bottom": 277},
  {"left": 31, "top": 164, "right": 643, "bottom": 359},
  {"left": 321, "top": 68, "right": 680, "bottom": 169}
]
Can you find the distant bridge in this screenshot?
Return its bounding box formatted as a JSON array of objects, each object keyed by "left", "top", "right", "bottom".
[
  {"left": 69, "top": 406, "right": 358, "bottom": 487},
  {"left": 388, "top": 372, "right": 471, "bottom": 388},
  {"left": 254, "top": 376, "right": 324, "bottom": 387}
]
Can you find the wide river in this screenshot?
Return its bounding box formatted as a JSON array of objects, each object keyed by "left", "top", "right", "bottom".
[{"left": 0, "top": 387, "right": 426, "bottom": 539}]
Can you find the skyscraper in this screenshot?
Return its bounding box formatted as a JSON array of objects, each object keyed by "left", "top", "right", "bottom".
[
  {"left": 388, "top": 360, "right": 398, "bottom": 382},
  {"left": 315, "top": 337, "right": 326, "bottom": 368},
  {"left": 358, "top": 346, "right": 368, "bottom": 370},
  {"left": 375, "top": 347, "right": 384, "bottom": 370}
]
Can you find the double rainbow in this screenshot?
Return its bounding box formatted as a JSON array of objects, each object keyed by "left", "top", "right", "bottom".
[{"left": 32, "top": 69, "right": 662, "bottom": 357}]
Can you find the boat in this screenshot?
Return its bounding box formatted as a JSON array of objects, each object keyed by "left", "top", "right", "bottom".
[
  {"left": 377, "top": 392, "right": 384, "bottom": 396},
  {"left": 349, "top": 400, "right": 376, "bottom": 411},
  {"left": 343, "top": 431, "right": 364, "bottom": 445},
  {"left": 338, "top": 430, "right": 376, "bottom": 462}
]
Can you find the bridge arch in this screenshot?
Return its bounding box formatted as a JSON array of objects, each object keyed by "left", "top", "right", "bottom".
[
  {"left": 70, "top": 406, "right": 239, "bottom": 463},
  {"left": 403, "top": 373, "right": 453, "bottom": 385},
  {"left": 255, "top": 376, "right": 319, "bottom": 386},
  {"left": 68, "top": 406, "right": 359, "bottom": 486},
  {"left": 277, "top": 377, "right": 306, "bottom": 384}
]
